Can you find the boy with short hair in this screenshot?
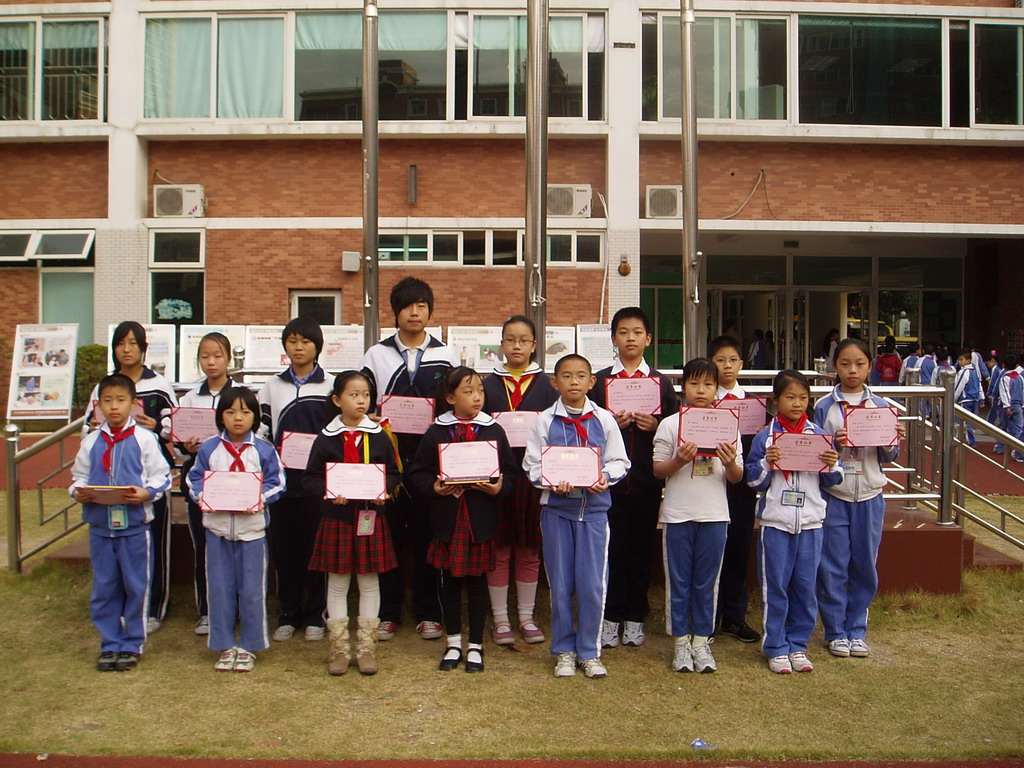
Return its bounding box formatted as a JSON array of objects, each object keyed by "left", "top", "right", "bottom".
[
  {"left": 524, "top": 354, "right": 630, "bottom": 679},
  {"left": 359, "top": 276, "right": 452, "bottom": 640},
  {"left": 591, "top": 307, "right": 677, "bottom": 649},
  {"left": 955, "top": 347, "right": 982, "bottom": 447},
  {"left": 71, "top": 374, "right": 171, "bottom": 671},
  {"left": 258, "top": 316, "right": 335, "bottom": 642}
]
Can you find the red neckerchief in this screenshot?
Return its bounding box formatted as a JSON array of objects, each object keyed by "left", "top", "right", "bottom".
[
  {"left": 508, "top": 375, "right": 533, "bottom": 410},
  {"left": 101, "top": 426, "right": 135, "bottom": 473},
  {"left": 616, "top": 369, "right": 644, "bottom": 379},
  {"left": 220, "top": 439, "right": 249, "bottom": 472},
  {"left": 776, "top": 413, "right": 808, "bottom": 481},
  {"left": 560, "top": 412, "right": 594, "bottom": 446},
  {"left": 721, "top": 392, "right": 739, "bottom": 401},
  {"left": 341, "top": 432, "right": 362, "bottom": 464},
  {"left": 450, "top": 422, "right": 477, "bottom": 443}
]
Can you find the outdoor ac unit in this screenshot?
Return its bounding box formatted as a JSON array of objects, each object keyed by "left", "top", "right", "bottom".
[
  {"left": 547, "top": 184, "right": 592, "bottom": 218},
  {"left": 154, "top": 184, "right": 205, "bottom": 218},
  {"left": 646, "top": 185, "right": 683, "bottom": 218}
]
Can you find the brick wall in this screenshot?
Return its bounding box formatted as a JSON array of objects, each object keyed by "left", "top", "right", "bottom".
[
  {"left": 0, "top": 270, "right": 39, "bottom": 392},
  {"left": 148, "top": 138, "right": 606, "bottom": 219},
  {"left": 641, "top": 141, "right": 1024, "bottom": 226},
  {"left": 0, "top": 143, "right": 107, "bottom": 219}
]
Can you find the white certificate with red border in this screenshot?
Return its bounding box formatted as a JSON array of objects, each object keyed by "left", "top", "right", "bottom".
[
  {"left": 714, "top": 397, "right": 769, "bottom": 435},
  {"left": 200, "top": 471, "right": 263, "bottom": 512},
  {"left": 380, "top": 395, "right": 435, "bottom": 435},
  {"left": 325, "top": 462, "right": 387, "bottom": 501},
  {"left": 81, "top": 486, "right": 132, "bottom": 505},
  {"left": 604, "top": 376, "right": 663, "bottom": 415},
  {"left": 771, "top": 433, "right": 833, "bottom": 473},
  {"left": 540, "top": 445, "right": 602, "bottom": 488},
  {"left": 678, "top": 407, "right": 739, "bottom": 454},
  {"left": 170, "top": 406, "right": 218, "bottom": 443},
  {"left": 438, "top": 441, "right": 500, "bottom": 484},
  {"left": 279, "top": 431, "right": 316, "bottom": 470},
  {"left": 492, "top": 411, "right": 539, "bottom": 448},
  {"left": 844, "top": 405, "right": 899, "bottom": 448}
]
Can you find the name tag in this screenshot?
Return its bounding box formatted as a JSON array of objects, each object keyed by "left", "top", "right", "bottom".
[
  {"left": 108, "top": 505, "right": 128, "bottom": 530},
  {"left": 693, "top": 457, "right": 714, "bottom": 477},
  {"left": 781, "top": 490, "right": 806, "bottom": 508},
  {"left": 842, "top": 459, "right": 864, "bottom": 475},
  {"left": 356, "top": 508, "right": 376, "bottom": 537}
]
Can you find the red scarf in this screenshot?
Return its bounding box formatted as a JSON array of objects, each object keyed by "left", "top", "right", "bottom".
[
  {"left": 101, "top": 426, "right": 135, "bottom": 473},
  {"left": 560, "top": 412, "right": 594, "bottom": 446},
  {"left": 775, "top": 413, "right": 808, "bottom": 481},
  {"left": 220, "top": 439, "right": 249, "bottom": 472},
  {"left": 720, "top": 391, "right": 739, "bottom": 401},
  {"left": 507, "top": 375, "right": 533, "bottom": 410},
  {"left": 451, "top": 422, "right": 477, "bottom": 443},
  {"left": 341, "top": 432, "right": 363, "bottom": 464},
  {"left": 616, "top": 369, "right": 644, "bottom": 379}
]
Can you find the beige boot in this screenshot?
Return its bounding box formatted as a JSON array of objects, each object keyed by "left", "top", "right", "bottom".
[
  {"left": 326, "top": 618, "right": 351, "bottom": 676},
  {"left": 355, "top": 617, "right": 380, "bottom": 676}
]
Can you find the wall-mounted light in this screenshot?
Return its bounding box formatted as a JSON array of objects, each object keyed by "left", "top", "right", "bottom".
[{"left": 618, "top": 253, "right": 631, "bottom": 277}]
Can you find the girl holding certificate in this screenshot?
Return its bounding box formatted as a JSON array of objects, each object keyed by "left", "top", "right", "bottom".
[
  {"left": 482, "top": 315, "right": 558, "bottom": 646},
  {"left": 186, "top": 388, "right": 286, "bottom": 673},
  {"left": 746, "top": 370, "right": 842, "bottom": 674},
  {"left": 813, "top": 338, "right": 904, "bottom": 661},
  {"left": 407, "top": 367, "right": 517, "bottom": 673},
  {"left": 303, "top": 371, "right": 402, "bottom": 676}
]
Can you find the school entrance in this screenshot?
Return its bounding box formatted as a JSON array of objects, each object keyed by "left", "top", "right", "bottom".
[{"left": 639, "top": 232, "right": 965, "bottom": 369}]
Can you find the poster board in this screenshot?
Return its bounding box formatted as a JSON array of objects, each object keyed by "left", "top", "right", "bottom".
[
  {"left": 105, "top": 323, "right": 177, "bottom": 381},
  {"left": 446, "top": 326, "right": 503, "bottom": 368},
  {"left": 576, "top": 324, "right": 615, "bottom": 371},
  {"left": 543, "top": 326, "right": 576, "bottom": 371},
  {"left": 321, "top": 326, "right": 366, "bottom": 372},
  {"left": 243, "top": 325, "right": 289, "bottom": 370},
  {"left": 177, "top": 325, "right": 247, "bottom": 383},
  {"left": 7, "top": 324, "right": 78, "bottom": 420}
]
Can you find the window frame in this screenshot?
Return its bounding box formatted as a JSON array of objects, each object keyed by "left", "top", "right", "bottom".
[
  {"left": 149, "top": 228, "right": 206, "bottom": 268},
  {"left": 970, "top": 19, "right": 1024, "bottom": 128},
  {"left": 290, "top": 290, "right": 342, "bottom": 325},
  {"left": 378, "top": 229, "right": 603, "bottom": 266},
  {"left": 0, "top": 229, "right": 95, "bottom": 262}
]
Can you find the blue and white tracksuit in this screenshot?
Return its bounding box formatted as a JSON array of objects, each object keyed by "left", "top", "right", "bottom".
[
  {"left": 813, "top": 387, "right": 899, "bottom": 643},
  {"left": 523, "top": 398, "right": 629, "bottom": 661},
  {"left": 746, "top": 418, "right": 842, "bottom": 658},
  {"left": 70, "top": 419, "right": 171, "bottom": 655},
  {"left": 999, "top": 368, "right": 1024, "bottom": 460},
  {"left": 954, "top": 365, "right": 981, "bottom": 447},
  {"left": 989, "top": 365, "right": 1008, "bottom": 452},
  {"left": 187, "top": 431, "right": 286, "bottom": 652}
]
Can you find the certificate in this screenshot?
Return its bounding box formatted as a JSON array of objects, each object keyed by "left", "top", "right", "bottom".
[
  {"left": 844, "top": 405, "right": 899, "bottom": 448},
  {"left": 380, "top": 396, "right": 435, "bottom": 435},
  {"left": 772, "top": 433, "right": 833, "bottom": 473},
  {"left": 492, "top": 411, "right": 539, "bottom": 448},
  {"left": 714, "top": 397, "right": 769, "bottom": 435},
  {"left": 81, "top": 486, "right": 132, "bottom": 505},
  {"left": 199, "top": 471, "right": 264, "bottom": 512},
  {"left": 678, "top": 407, "right": 739, "bottom": 455},
  {"left": 604, "top": 376, "right": 663, "bottom": 415},
  {"left": 170, "top": 406, "right": 218, "bottom": 443},
  {"left": 540, "top": 445, "right": 602, "bottom": 488},
  {"left": 325, "top": 462, "right": 387, "bottom": 501},
  {"left": 279, "top": 431, "right": 316, "bottom": 470},
  {"left": 438, "top": 441, "right": 500, "bottom": 484}
]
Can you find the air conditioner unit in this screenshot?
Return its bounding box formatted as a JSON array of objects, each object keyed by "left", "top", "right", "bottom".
[
  {"left": 646, "top": 185, "right": 683, "bottom": 219},
  {"left": 547, "top": 184, "right": 592, "bottom": 218},
  {"left": 154, "top": 184, "right": 205, "bottom": 218}
]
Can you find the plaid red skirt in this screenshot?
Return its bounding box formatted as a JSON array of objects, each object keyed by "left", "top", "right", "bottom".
[
  {"left": 427, "top": 505, "right": 496, "bottom": 577},
  {"left": 308, "top": 514, "right": 397, "bottom": 575},
  {"left": 495, "top": 468, "right": 543, "bottom": 550}
]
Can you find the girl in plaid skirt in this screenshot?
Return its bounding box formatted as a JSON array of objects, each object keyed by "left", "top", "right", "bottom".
[
  {"left": 407, "top": 367, "right": 518, "bottom": 673},
  {"left": 482, "top": 316, "right": 558, "bottom": 646},
  {"left": 303, "top": 371, "right": 401, "bottom": 676}
]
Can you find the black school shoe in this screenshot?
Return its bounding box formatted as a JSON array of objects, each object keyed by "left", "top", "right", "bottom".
[
  {"left": 719, "top": 621, "right": 760, "bottom": 643},
  {"left": 96, "top": 652, "right": 117, "bottom": 672},
  {"left": 464, "top": 648, "right": 484, "bottom": 673},
  {"left": 438, "top": 647, "right": 463, "bottom": 671},
  {"left": 114, "top": 651, "right": 140, "bottom": 671}
]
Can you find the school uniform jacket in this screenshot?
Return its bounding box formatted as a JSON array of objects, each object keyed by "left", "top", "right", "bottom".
[
  {"left": 523, "top": 398, "right": 630, "bottom": 519},
  {"left": 988, "top": 365, "right": 1005, "bottom": 406},
  {"left": 591, "top": 360, "right": 679, "bottom": 497},
  {"left": 257, "top": 364, "right": 335, "bottom": 499},
  {"left": 70, "top": 417, "right": 172, "bottom": 536},
  {"left": 186, "top": 430, "right": 286, "bottom": 541},
  {"left": 917, "top": 355, "right": 937, "bottom": 387},
  {"left": 405, "top": 412, "right": 518, "bottom": 544},
  {"left": 1000, "top": 367, "right": 1024, "bottom": 409},
  {"left": 745, "top": 417, "right": 844, "bottom": 534},
  {"left": 302, "top": 415, "right": 402, "bottom": 523},
  {"left": 814, "top": 385, "right": 899, "bottom": 503},
  {"left": 955, "top": 366, "right": 981, "bottom": 405},
  {"left": 899, "top": 354, "right": 922, "bottom": 385},
  {"left": 84, "top": 367, "right": 178, "bottom": 445}
]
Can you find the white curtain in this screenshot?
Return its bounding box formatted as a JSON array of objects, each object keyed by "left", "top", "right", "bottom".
[
  {"left": 296, "top": 13, "right": 361, "bottom": 51},
  {"left": 144, "top": 18, "right": 211, "bottom": 118},
  {"left": 549, "top": 16, "right": 582, "bottom": 54},
  {"left": 42, "top": 20, "right": 97, "bottom": 51},
  {"left": 380, "top": 13, "right": 447, "bottom": 51},
  {"left": 218, "top": 17, "right": 284, "bottom": 118}
]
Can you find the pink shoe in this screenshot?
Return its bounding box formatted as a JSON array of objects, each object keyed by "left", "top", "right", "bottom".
[
  {"left": 519, "top": 620, "right": 545, "bottom": 644},
  {"left": 492, "top": 622, "right": 515, "bottom": 646}
]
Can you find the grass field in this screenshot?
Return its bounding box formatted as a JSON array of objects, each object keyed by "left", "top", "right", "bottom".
[{"left": 0, "top": 558, "right": 1022, "bottom": 761}]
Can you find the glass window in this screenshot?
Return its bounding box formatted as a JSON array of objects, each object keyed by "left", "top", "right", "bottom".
[
  {"left": 152, "top": 231, "right": 204, "bottom": 265},
  {"left": 0, "top": 22, "right": 34, "bottom": 120},
  {"left": 549, "top": 16, "right": 584, "bottom": 118},
  {"left": 42, "top": 21, "right": 100, "bottom": 120},
  {"left": 975, "top": 24, "right": 1023, "bottom": 126},
  {"left": 493, "top": 231, "right": 518, "bottom": 265},
  {"left": 548, "top": 234, "right": 572, "bottom": 262},
  {"left": 379, "top": 12, "right": 447, "bottom": 120},
  {"left": 0, "top": 232, "right": 32, "bottom": 260},
  {"left": 662, "top": 16, "right": 732, "bottom": 119},
  {"left": 433, "top": 233, "right": 459, "bottom": 262},
  {"left": 218, "top": 18, "right": 284, "bottom": 118},
  {"left": 949, "top": 21, "right": 970, "bottom": 128},
  {"left": 463, "top": 231, "right": 486, "bottom": 265},
  {"left": 34, "top": 231, "right": 93, "bottom": 259},
  {"left": 291, "top": 291, "right": 340, "bottom": 325},
  {"left": 737, "top": 19, "right": 787, "bottom": 119},
  {"left": 793, "top": 255, "right": 871, "bottom": 286},
  {"left": 798, "top": 16, "right": 942, "bottom": 127},
  {"left": 145, "top": 19, "right": 212, "bottom": 118},
  {"left": 577, "top": 234, "right": 601, "bottom": 263},
  {"left": 641, "top": 17, "right": 658, "bottom": 122},
  {"left": 707, "top": 254, "right": 786, "bottom": 285},
  {"left": 41, "top": 272, "right": 94, "bottom": 343},
  {"left": 878, "top": 257, "right": 961, "bottom": 289},
  {"left": 294, "top": 12, "right": 361, "bottom": 121},
  {"left": 379, "top": 234, "right": 428, "bottom": 261},
  {"left": 152, "top": 271, "right": 203, "bottom": 327},
  {"left": 474, "top": 15, "right": 526, "bottom": 117}
]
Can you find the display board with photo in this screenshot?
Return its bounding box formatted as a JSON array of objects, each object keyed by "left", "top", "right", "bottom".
[{"left": 7, "top": 324, "right": 78, "bottom": 420}]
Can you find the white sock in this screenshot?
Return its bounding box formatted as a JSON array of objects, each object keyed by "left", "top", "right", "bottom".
[
  {"left": 692, "top": 634, "right": 709, "bottom": 648},
  {"left": 488, "top": 584, "right": 509, "bottom": 625},
  {"left": 443, "top": 635, "right": 463, "bottom": 661},
  {"left": 516, "top": 580, "right": 538, "bottom": 622},
  {"left": 467, "top": 643, "right": 483, "bottom": 663}
]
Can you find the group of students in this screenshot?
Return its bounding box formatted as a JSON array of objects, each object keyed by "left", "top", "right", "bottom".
[{"left": 71, "top": 276, "right": 902, "bottom": 678}]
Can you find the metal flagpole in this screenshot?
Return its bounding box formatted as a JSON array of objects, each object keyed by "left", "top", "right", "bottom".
[
  {"left": 525, "top": 0, "right": 549, "bottom": 368},
  {"left": 362, "top": 0, "right": 380, "bottom": 350},
  {"left": 679, "top": 0, "right": 701, "bottom": 361}
]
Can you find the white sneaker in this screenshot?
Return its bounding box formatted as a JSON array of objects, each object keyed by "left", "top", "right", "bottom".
[
  {"left": 828, "top": 638, "right": 851, "bottom": 657},
  {"left": 272, "top": 624, "right": 296, "bottom": 642},
  {"left": 768, "top": 655, "right": 793, "bottom": 674},
  {"left": 194, "top": 616, "right": 210, "bottom": 636},
  {"left": 622, "top": 621, "right": 646, "bottom": 647},
  {"left": 146, "top": 617, "right": 162, "bottom": 635},
  {"left": 579, "top": 657, "right": 608, "bottom": 679},
  {"left": 601, "top": 620, "right": 620, "bottom": 649},
  {"left": 554, "top": 651, "right": 577, "bottom": 678},
  {"left": 672, "top": 636, "right": 693, "bottom": 672},
  {"left": 304, "top": 625, "right": 326, "bottom": 641},
  {"left": 789, "top": 651, "right": 814, "bottom": 672},
  {"left": 214, "top": 647, "right": 237, "bottom": 672},
  {"left": 691, "top": 640, "right": 717, "bottom": 673},
  {"left": 848, "top": 638, "right": 871, "bottom": 657}
]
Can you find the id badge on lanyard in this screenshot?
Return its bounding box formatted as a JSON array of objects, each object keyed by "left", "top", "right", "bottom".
[
  {"left": 108, "top": 505, "right": 128, "bottom": 530},
  {"left": 356, "top": 508, "right": 376, "bottom": 536}
]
